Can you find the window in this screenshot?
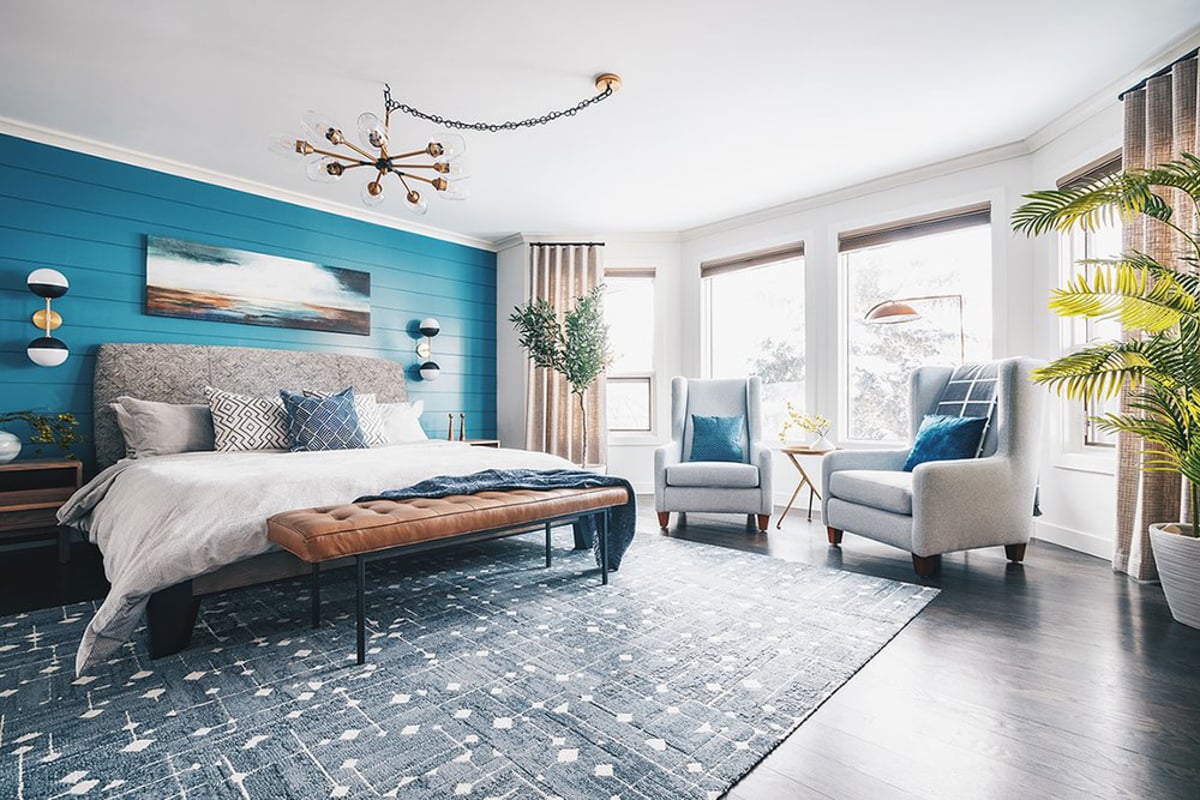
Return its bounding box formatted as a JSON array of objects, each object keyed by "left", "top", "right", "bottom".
[
  {"left": 1059, "top": 151, "right": 1123, "bottom": 449},
  {"left": 604, "top": 270, "right": 655, "bottom": 432},
  {"left": 702, "top": 243, "right": 805, "bottom": 437},
  {"left": 840, "top": 205, "right": 993, "bottom": 441}
]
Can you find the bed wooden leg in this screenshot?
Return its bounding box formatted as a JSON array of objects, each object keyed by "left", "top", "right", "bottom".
[{"left": 147, "top": 580, "right": 199, "bottom": 659}]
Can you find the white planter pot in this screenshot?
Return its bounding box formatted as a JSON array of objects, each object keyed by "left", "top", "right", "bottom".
[
  {"left": 0, "top": 431, "right": 20, "bottom": 464},
  {"left": 1149, "top": 522, "right": 1200, "bottom": 629}
]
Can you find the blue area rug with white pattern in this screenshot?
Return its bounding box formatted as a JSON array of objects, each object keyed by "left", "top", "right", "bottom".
[{"left": 0, "top": 531, "right": 937, "bottom": 799}]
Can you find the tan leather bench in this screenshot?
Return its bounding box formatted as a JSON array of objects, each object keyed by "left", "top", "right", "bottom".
[{"left": 267, "top": 486, "right": 630, "bottom": 664}]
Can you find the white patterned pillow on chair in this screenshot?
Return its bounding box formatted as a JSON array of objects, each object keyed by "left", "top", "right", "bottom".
[{"left": 205, "top": 386, "right": 290, "bottom": 451}]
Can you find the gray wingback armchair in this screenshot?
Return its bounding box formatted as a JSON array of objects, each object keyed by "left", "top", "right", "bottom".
[
  {"left": 655, "top": 377, "right": 774, "bottom": 531},
  {"left": 822, "top": 357, "right": 1046, "bottom": 577}
]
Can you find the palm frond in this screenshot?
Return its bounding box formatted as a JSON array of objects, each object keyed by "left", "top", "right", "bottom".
[
  {"left": 1031, "top": 342, "right": 1153, "bottom": 400},
  {"left": 1012, "top": 172, "right": 1172, "bottom": 236},
  {"left": 1048, "top": 264, "right": 1196, "bottom": 332}
]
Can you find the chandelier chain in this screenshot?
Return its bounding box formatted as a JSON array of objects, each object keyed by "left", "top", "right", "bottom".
[{"left": 383, "top": 83, "right": 614, "bottom": 133}]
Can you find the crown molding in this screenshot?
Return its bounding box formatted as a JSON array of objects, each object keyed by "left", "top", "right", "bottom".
[
  {"left": 1025, "top": 25, "right": 1200, "bottom": 153},
  {"left": 680, "top": 141, "right": 1030, "bottom": 242},
  {"left": 492, "top": 233, "right": 529, "bottom": 252},
  {"left": 0, "top": 115, "right": 498, "bottom": 252}
]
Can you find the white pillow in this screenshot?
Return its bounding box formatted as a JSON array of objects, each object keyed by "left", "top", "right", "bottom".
[{"left": 379, "top": 401, "right": 427, "bottom": 444}]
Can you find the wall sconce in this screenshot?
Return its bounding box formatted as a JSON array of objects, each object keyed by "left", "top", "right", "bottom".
[
  {"left": 26, "top": 268, "right": 70, "bottom": 367},
  {"left": 864, "top": 293, "right": 965, "bottom": 363},
  {"left": 417, "top": 317, "right": 441, "bottom": 381}
]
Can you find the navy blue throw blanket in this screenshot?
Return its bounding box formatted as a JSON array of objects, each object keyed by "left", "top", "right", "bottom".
[{"left": 355, "top": 469, "right": 637, "bottom": 571}]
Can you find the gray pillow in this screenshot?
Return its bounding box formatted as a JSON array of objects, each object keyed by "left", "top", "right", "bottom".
[{"left": 115, "top": 396, "right": 216, "bottom": 458}]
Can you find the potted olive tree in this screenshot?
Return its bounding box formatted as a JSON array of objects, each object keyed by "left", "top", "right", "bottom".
[
  {"left": 1012, "top": 153, "right": 1200, "bottom": 627},
  {"left": 510, "top": 285, "right": 614, "bottom": 468}
]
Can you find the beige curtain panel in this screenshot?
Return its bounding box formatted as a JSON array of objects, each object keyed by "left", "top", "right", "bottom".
[
  {"left": 1115, "top": 53, "right": 1198, "bottom": 581},
  {"left": 525, "top": 244, "right": 607, "bottom": 465}
]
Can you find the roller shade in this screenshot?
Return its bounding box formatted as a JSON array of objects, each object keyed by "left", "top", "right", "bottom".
[
  {"left": 1056, "top": 150, "right": 1123, "bottom": 189},
  {"left": 700, "top": 242, "right": 805, "bottom": 279},
  {"left": 838, "top": 203, "right": 991, "bottom": 253}
]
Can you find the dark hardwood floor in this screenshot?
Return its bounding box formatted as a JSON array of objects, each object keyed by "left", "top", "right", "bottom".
[{"left": 3, "top": 505, "right": 1198, "bottom": 799}]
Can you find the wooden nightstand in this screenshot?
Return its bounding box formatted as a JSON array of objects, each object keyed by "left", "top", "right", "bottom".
[
  {"left": 0, "top": 459, "right": 83, "bottom": 564},
  {"left": 464, "top": 439, "right": 501, "bottom": 448}
]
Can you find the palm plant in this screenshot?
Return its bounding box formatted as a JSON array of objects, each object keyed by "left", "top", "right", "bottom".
[
  {"left": 1011, "top": 153, "right": 1200, "bottom": 534},
  {"left": 510, "top": 285, "right": 614, "bottom": 466}
]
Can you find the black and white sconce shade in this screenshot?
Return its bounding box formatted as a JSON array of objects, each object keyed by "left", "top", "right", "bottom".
[
  {"left": 416, "top": 317, "right": 441, "bottom": 381},
  {"left": 26, "top": 268, "right": 69, "bottom": 367}
]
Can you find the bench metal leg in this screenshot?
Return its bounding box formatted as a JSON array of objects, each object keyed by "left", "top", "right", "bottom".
[
  {"left": 545, "top": 522, "right": 552, "bottom": 567},
  {"left": 599, "top": 510, "right": 609, "bottom": 585},
  {"left": 310, "top": 562, "right": 320, "bottom": 629},
  {"left": 356, "top": 555, "right": 366, "bottom": 665}
]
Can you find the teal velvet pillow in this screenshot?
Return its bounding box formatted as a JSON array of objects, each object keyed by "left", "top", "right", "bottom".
[
  {"left": 903, "top": 414, "right": 988, "bottom": 472},
  {"left": 689, "top": 414, "right": 746, "bottom": 462}
]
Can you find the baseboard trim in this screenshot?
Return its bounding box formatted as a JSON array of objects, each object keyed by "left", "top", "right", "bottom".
[{"left": 1033, "top": 519, "right": 1112, "bottom": 561}]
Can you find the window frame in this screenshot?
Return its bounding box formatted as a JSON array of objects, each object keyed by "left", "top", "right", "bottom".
[
  {"left": 603, "top": 268, "right": 657, "bottom": 435},
  {"left": 700, "top": 242, "right": 806, "bottom": 379},
  {"left": 837, "top": 204, "right": 993, "bottom": 444},
  {"left": 1058, "top": 151, "right": 1123, "bottom": 455}
]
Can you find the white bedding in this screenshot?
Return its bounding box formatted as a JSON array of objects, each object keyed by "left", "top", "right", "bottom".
[{"left": 59, "top": 442, "right": 571, "bottom": 675}]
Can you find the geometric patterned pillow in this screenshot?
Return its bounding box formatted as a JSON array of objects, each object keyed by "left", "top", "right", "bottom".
[
  {"left": 279, "top": 387, "right": 367, "bottom": 452},
  {"left": 205, "top": 386, "right": 290, "bottom": 452},
  {"left": 302, "top": 388, "right": 387, "bottom": 447},
  {"left": 932, "top": 362, "right": 998, "bottom": 457}
]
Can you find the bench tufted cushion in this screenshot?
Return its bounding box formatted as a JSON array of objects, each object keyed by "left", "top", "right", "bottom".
[{"left": 267, "top": 487, "right": 630, "bottom": 562}]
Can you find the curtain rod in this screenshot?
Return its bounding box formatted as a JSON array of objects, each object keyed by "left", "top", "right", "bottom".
[
  {"left": 1119, "top": 47, "right": 1198, "bottom": 100},
  {"left": 529, "top": 241, "right": 606, "bottom": 247}
]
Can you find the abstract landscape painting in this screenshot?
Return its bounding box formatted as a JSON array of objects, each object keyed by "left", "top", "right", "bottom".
[{"left": 146, "top": 236, "right": 371, "bottom": 335}]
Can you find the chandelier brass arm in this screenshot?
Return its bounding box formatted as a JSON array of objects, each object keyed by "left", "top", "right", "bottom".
[{"left": 272, "top": 73, "right": 619, "bottom": 215}]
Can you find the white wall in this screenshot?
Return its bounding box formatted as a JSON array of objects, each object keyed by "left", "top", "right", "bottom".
[
  {"left": 1026, "top": 103, "right": 1125, "bottom": 559},
  {"left": 496, "top": 31, "right": 1200, "bottom": 553}
]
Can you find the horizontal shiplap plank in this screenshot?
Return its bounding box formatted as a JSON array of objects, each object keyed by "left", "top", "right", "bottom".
[{"left": 0, "top": 133, "right": 500, "bottom": 465}]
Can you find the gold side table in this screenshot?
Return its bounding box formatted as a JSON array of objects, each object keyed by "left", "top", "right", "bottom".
[{"left": 777, "top": 445, "right": 839, "bottom": 527}]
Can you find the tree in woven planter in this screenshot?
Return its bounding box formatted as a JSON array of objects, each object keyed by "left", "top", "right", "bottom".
[
  {"left": 510, "top": 285, "right": 614, "bottom": 466},
  {"left": 1012, "top": 153, "right": 1200, "bottom": 624}
]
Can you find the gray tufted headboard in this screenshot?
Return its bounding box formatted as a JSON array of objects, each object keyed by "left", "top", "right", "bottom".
[{"left": 93, "top": 343, "right": 409, "bottom": 468}]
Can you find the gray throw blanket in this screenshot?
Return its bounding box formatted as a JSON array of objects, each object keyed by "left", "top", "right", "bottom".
[{"left": 356, "top": 468, "right": 637, "bottom": 570}]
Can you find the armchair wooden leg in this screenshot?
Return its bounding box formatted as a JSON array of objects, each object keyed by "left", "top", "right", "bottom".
[
  {"left": 911, "top": 554, "right": 941, "bottom": 578},
  {"left": 827, "top": 527, "right": 843, "bottom": 545},
  {"left": 1004, "top": 543, "right": 1028, "bottom": 563},
  {"left": 657, "top": 512, "right": 670, "bottom": 529},
  {"left": 756, "top": 514, "right": 769, "bottom": 532}
]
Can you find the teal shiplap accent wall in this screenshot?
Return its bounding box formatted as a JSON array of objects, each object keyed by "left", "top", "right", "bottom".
[{"left": 0, "top": 133, "right": 496, "bottom": 468}]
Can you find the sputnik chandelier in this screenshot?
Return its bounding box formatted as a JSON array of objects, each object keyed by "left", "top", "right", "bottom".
[{"left": 271, "top": 73, "right": 622, "bottom": 215}]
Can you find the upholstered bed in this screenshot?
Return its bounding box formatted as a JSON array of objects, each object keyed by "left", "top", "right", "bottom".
[{"left": 63, "top": 344, "right": 572, "bottom": 675}]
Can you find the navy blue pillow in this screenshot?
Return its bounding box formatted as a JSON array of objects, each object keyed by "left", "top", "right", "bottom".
[
  {"left": 689, "top": 414, "right": 746, "bottom": 462},
  {"left": 280, "top": 387, "right": 367, "bottom": 452},
  {"left": 903, "top": 414, "right": 988, "bottom": 472}
]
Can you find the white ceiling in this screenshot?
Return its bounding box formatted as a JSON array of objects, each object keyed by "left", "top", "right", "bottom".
[{"left": 3, "top": 1, "right": 1199, "bottom": 244}]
